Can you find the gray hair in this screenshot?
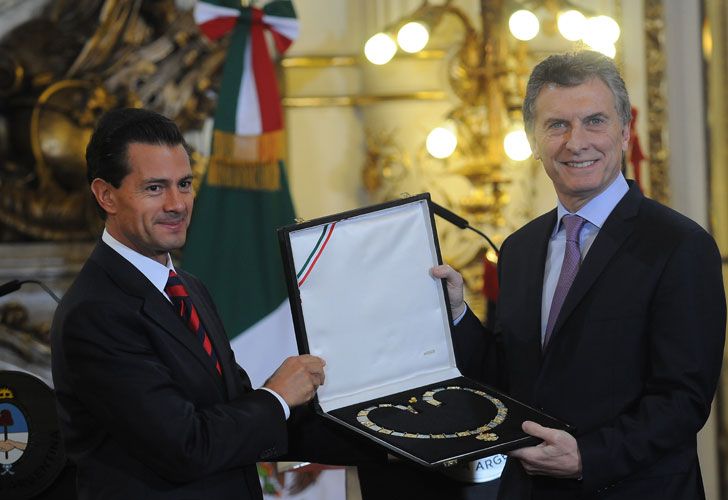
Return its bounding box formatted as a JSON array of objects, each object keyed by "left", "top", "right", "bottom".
[{"left": 523, "top": 51, "right": 632, "bottom": 133}]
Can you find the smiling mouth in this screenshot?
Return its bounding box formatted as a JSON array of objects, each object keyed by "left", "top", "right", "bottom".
[
  {"left": 158, "top": 219, "right": 186, "bottom": 228},
  {"left": 563, "top": 160, "right": 597, "bottom": 168}
]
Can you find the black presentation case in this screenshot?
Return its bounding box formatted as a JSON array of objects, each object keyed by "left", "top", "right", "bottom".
[{"left": 277, "top": 193, "right": 571, "bottom": 469}]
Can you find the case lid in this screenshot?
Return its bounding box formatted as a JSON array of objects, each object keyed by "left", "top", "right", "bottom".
[{"left": 280, "top": 195, "right": 461, "bottom": 412}]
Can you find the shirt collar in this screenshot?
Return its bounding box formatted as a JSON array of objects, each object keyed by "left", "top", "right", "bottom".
[
  {"left": 554, "top": 173, "right": 629, "bottom": 233},
  {"left": 102, "top": 229, "right": 175, "bottom": 295}
]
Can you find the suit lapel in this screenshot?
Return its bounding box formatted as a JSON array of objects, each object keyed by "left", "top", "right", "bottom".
[
  {"left": 500, "top": 210, "right": 555, "bottom": 381},
  {"left": 525, "top": 212, "right": 556, "bottom": 356},
  {"left": 547, "top": 183, "right": 642, "bottom": 342},
  {"left": 91, "top": 242, "right": 226, "bottom": 391}
]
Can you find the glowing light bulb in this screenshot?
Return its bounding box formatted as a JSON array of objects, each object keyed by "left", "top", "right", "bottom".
[
  {"left": 583, "top": 16, "right": 620, "bottom": 48},
  {"left": 503, "top": 129, "right": 532, "bottom": 161},
  {"left": 397, "top": 21, "right": 429, "bottom": 53},
  {"left": 557, "top": 10, "right": 586, "bottom": 42},
  {"left": 509, "top": 10, "right": 539, "bottom": 41},
  {"left": 426, "top": 125, "right": 457, "bottom": 159},
  {"left": 364, "top": 33, "right": 397, "bottom": 65}
]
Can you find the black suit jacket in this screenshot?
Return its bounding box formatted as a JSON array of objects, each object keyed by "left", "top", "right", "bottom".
[
  {"left": 51, "top": 241, "right": 291, "bottom": 499},
  {"left": 454, "top": 183, "right": 726, "bottom": 500}
]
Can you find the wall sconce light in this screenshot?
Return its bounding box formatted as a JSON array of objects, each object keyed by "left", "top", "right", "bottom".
[
  {"left": 397, "top": 21, "right": 430, "bottom": 53},
  {"left": 509, "top": 10, "right": 540, "bottom": 41},
  {"left": 503, "top": 128, "right": 531, "bottom": 162},
  {"left": 506, "top": 4, "right": 620, "bottom": 58},
  {"left": 426, "top": 121, "right": 458, "bottom": 159},
  {"left": 364, "top": 32, "right": 398, "bottom": 65}
]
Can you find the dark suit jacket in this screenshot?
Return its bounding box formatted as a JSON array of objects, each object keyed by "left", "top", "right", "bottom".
[
  {"left": 454, "top": 183, "right": 726, "bottom": 500},
  {"left": 51, "top": 241, "right": 372, "bottom": 499}
]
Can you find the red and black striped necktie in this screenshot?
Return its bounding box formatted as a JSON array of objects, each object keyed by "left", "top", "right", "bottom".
[{"left": 165, "top": 270, "right": 222, "bottom": 375}]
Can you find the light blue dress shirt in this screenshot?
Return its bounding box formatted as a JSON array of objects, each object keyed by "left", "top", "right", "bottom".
[{"left": 540, "top": 174, "right": 629, "bottom": 342}]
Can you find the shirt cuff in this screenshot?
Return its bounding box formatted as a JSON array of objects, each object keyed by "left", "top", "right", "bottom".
[
  {"left": 452, "top": 305, "right": 468, "bottom": 325},
  {"left": 261, "top": 387, "right": 291, "bottom": 420}
]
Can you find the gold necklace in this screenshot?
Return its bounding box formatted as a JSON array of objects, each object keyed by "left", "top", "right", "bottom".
[{"left": 356, "top": 385, "right": 507, "bottom": 442}]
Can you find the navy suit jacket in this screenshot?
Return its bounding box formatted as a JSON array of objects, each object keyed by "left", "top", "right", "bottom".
[
  {"left": 50, "top": 241, "right": 379, "bottom": 499},
  {"left": 454, "top": 183, "right": 726, "bottom": 500}
]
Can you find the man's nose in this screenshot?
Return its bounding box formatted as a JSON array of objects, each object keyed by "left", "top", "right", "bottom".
[
  {"left": 164, "top": 189, "right": 186, "bottom": 212},
  {"left": 564, "top": 125, "right": 589, "bottom": 152}
]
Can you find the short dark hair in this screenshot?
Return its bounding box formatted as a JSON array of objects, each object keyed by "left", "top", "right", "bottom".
[
  {"left": 523, "top": 51, "right": 632, "bottom": 134},
  {"left": 86, "top": 108, "right": 189, "bottom": 218}
]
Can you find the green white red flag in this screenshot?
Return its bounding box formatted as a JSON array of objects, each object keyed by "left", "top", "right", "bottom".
[{"left": 194, "top": 0, "right": 298, "bottom": 190}]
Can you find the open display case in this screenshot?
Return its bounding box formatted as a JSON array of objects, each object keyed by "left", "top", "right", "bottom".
[{"left": 278, "top": 194, "right": 571, "bottom": 468}]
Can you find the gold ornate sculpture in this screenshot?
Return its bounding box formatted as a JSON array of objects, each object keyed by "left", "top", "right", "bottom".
[{"left": 0, "top": 0, "right": 224, "bottom": 241}]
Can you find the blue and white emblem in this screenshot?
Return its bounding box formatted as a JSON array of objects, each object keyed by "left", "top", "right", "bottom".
[{"left": 1, "top": 387, "right": 29, "bottom": 476}]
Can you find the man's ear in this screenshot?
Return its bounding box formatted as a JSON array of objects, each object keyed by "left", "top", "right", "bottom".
[
  {"left": 527, "top": 132, "right": 540, "bottom": 161},
  {"left": 621, "top": 121, "right": 631, "bottom": 151},
  {"left": 90, "top": 178, "right": 117, "bottom": 216}
]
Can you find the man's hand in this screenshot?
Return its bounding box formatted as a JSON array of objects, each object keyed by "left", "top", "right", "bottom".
[
  {"left": 507, "top": 421, "right": 582, "bottom": 478},
  {"left": 264, "top": 355, "right": 326, "bottom": 408},
  {"left": 431, "top": 264, "right": 466, "bottom": 319}
]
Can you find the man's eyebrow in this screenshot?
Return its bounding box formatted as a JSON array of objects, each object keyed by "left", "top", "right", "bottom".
[
  {"left": 584, "top": 112, "right": 608, "bottom": 121},
  {"left": 142, "top": 177, "right": 172, "bottom": 185},
  {"left": 542, "top": 117, "right": 566, "bottom": 126},
  {"left": 141, "top": 175, "right": 192, "bottom": 184}
]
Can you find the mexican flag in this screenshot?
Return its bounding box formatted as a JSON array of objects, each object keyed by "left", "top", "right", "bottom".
[
  {"left": 185, "top": 0, "right": 299, "bottom": 389},
  {"left": 186, "top": 3, "right": 347, "bottom": 498},
  {"left": 183, "top": 165, "right": 298, "bottom": 388}
]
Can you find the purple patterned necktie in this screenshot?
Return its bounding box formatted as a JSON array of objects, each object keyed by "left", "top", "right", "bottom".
[{"left": 544, "top": 214, "right": 587, "bottom": 347}]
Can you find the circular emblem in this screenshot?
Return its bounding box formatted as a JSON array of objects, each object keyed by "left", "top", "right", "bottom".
[{"left": 0, "top": 371, "right": 65, "bottom": 499}]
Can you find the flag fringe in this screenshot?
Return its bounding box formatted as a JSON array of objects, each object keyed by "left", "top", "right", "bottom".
[
  {"left": 207, "top": 158, "right": 281, "bottom": 190},
  {"left": 208, "top": 129, "right": 285, "bottom": 190}
]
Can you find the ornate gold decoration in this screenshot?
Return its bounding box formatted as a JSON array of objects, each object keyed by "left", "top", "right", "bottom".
[
  {"left": 644, "top": 0, "right": 670, "bottom": 204},
  {"left": 0, "top": 0, "right": 226, "bottom": 241},
  {"left": 356, "top": 386, "right": 507, "bottom": 440}
]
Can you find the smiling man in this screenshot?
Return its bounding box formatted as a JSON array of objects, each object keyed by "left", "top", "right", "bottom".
[
  {"left": 50, "top": 108, "right": 331, "bottom": 499},
  {"left": 528, "top": 76, "right": 628, "bottom": 212},
  {"left": 435, "top": 51, "right": 726, "bottom": 499}
]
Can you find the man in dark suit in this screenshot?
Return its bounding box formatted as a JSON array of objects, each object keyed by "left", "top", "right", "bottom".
[
  {"left": 51, "top": 108, "right": 334, "bottom": 499},
  {"left": 435, "top": 50, "right": 726, "bottom": 499}
]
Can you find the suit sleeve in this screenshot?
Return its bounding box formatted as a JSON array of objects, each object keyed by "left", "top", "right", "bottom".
[
  {"left": 577, "top": 228, "right": 726, "bottom": 491},
  {"left": 452, "top": 308, "right": 506, "bottom": 390},
  {"left": 58, "top": 298, "right": 288, "bottom": 483}
]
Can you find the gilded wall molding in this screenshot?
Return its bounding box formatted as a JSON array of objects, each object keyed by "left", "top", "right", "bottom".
[
  {"left": 281, "top": 52, "right": 449, "bottom": 108},
  {"left": 703, "top": 0, "right": 728, "bottom": 495},
  {"left": 644, "top": 0, "right": 670, "bottom": 204},
  {"left": 282, "top": 91, "right": 447, "bottom": 108}
]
